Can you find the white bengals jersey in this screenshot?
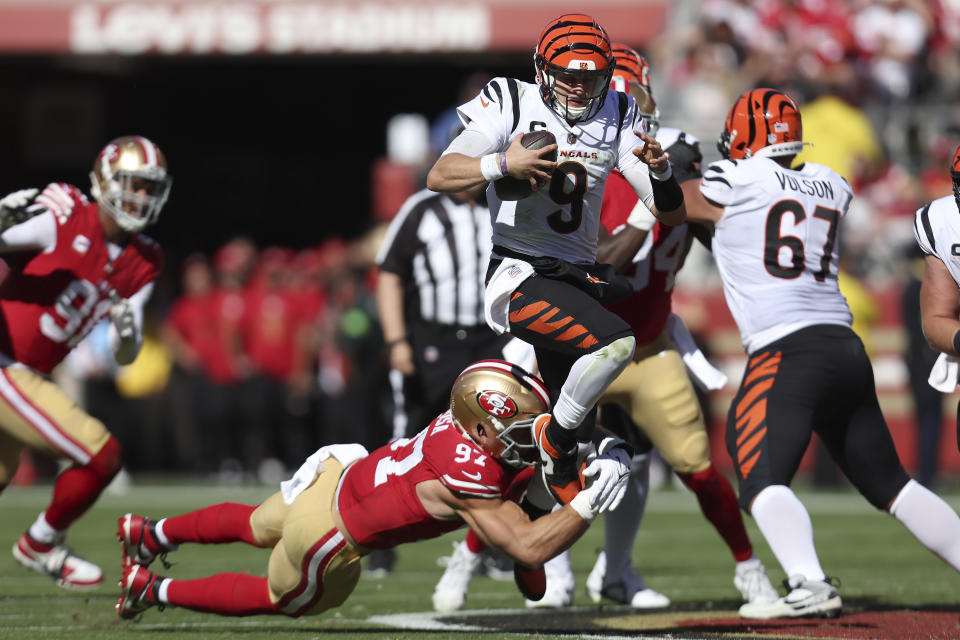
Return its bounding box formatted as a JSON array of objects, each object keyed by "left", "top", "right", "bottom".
[
  {"left": 454, "top": 77, "right": 653, "bottom": 265},
  {"left": 914, "top": 195, "right": 960, "bottom": 286},
  {"left": 700, "top": 157, "right": 854, "bottom": 353}
]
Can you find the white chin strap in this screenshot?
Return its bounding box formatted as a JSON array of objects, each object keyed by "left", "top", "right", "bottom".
[{"left": 753, "top": 141, "right": 810, "bottom": 158}]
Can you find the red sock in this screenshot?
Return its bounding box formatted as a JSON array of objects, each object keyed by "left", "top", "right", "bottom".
[
  {"left": 166, "top": 573, "right": 277, "bottom": 616},
  {"left": 45, "top": 437, "right": 121, "bottom": 530},
  {"left": 465, "top": 529, "right": 485, "bottom": 554},
  {"left": 162, "top": 503, "right": 259, "bottom": 547},
  {"left": 679, "top": 465, "right": 753, "bottom": 562}
]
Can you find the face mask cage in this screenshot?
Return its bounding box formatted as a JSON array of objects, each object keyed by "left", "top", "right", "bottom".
[
  {"left": 99, "top": 169, "right": 171, "bottom": 232},
  {"left": 640, "top": 107, "right": 661, "bottom": 137},
  {"left": 495, "top": 415, "right": 539, "bottom": 469},
  {"left": 538, "top": 60, "right": 613, "bottom": 123},
  {"left": 717, "top": 129, "right": 734, "bottom": 159}
]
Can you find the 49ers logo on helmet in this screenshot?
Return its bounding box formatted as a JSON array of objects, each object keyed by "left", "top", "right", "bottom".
[{"left": 477, "top": 391, "right": 518, "bottom": 418}]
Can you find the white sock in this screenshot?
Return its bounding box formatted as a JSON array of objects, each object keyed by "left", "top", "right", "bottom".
[
  {"left": 157, "top": 577, "right": 171, "bottom": 603},
  {"left": 552, "top": 390, "right": 589, "bottom": 432},
  {"left": 750, "top": 485, "right": 825, "bottom": 582},
  {"left": 889, "top": 479, "right": 960, "bottom": 572},
  {"left": 603, "top": 454, "right": 650, "bottom": 582},
  {"left": 28, "top": 511, "right": 62, "bottom": 545},
  {"left": 553, "top": 335, "right": 635, "bottom": 431},
  {"left": 155, "top": 518, "right": 174, "bottom": 548}
]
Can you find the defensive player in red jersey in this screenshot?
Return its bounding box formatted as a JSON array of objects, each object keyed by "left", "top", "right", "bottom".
[
  {"left": 116, "top": 360, "right": 629, "bottom": 619},
  {"left": 586, "top": 45, "right": 778, "bottom": 609},
  {"left": 0, "top": 135, "right": 169, "bottom": 590}
]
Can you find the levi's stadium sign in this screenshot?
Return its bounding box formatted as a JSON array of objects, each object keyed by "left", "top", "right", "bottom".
[{"left": 0, "top": 1, "right": 664, "bottom": 55}]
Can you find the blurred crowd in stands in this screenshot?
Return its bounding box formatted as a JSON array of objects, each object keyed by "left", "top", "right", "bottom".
[{"left": 13, "top": 0, "right": 960, "bottom": 486}]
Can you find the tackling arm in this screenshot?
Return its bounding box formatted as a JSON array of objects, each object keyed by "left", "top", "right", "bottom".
[
  {"left": 449, "top": 492, "right": 589, "bottom": 568},
  {"left": 919, "top": 254, "right": 960, "bottom": 355}
]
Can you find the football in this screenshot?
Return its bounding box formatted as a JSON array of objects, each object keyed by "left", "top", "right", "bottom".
[{"left": 493, "top": 130, "right": 558, "bottom": 201}]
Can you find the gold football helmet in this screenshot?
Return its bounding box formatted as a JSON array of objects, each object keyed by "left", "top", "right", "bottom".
[
  {"left": 90, "top": 135, "right": 172, "bottom": 233},
  {"left": 450, "top": 360, "right": 550, "bottom": 468}
]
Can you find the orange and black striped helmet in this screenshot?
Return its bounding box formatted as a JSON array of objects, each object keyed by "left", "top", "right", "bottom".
[
  {"left": 717, "top": 88, "right": 805, "bottom": 160},
  {"left": 534, "top": 14, "right": 614, "bottom": 123},
  {"left": 609, "top": 43, "right": 659, "bottom": 135},
  {"left": 610, "top": 43, "right": 651, "bottom": 95}
]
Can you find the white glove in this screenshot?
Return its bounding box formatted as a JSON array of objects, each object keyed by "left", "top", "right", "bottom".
[
  {"left": 569, "top": 438, "right": 631, "bottom": 521},
  {"left": 110, "top": 298, "right": 136, "bottom": 340},
  {"left": 0, "top": 188, "right": 39, "bottom": 211}
]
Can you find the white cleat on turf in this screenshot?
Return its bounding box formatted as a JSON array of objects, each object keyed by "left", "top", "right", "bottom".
[
  {"left": 585, "top": 551, "right": 669, "bottom": 609},
  {"left": 739, "top": 575, "right": 841, "bottom": 619},
  {"left": 12, "top": 532, "right": 103, "bottom": 591},
  {"left": 525, "top": 550, "right": 574, "bottom": 608},
  {"left": 432, "top": 540, "right": 481, "bottom": 612},
  {"left": 734, "top": 556, "right": 779, "bottom": 603}
]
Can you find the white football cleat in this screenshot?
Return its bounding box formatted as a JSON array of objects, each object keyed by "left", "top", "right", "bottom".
[
  {"left": 432, "top": 540, "right": 481, "bottom": 612},
  {"left": 13, "top": 532, "right": 103, "bottom": 590},
  {"left": 525, "top": 550, "right": 574, "bottom": 608},
  {"left": 585, "top": 550, "right": 669, "bottom": 609},
  {"left": 739, "top": 575, "right": 841, "bottom": 619},
  {"left": 734, "top": 556, "right": 779, "bottom": 603}
]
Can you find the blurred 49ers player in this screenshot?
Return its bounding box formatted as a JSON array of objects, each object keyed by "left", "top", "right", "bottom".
[
  {"left": 116, "top": 360, "right": 630, "bottom": 619},
  {"left": 427, "top": 14, "right": 685, "bottom": 507},
  {"left": 585, "top": 45, "right": 778, "bottom": 609},
  {"left": 0, "top": 135, "right": 168, "bottom": 590}
]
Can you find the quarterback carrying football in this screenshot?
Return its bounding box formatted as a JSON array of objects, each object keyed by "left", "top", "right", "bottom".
[
  {"left": 1, "top": 135, "right": 169, "bottom": 590},
  {"left": 427, "top": 13, "right": 686, "bottom": 508}
]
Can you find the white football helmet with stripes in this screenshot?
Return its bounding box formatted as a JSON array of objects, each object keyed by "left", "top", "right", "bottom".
[
  {"left": 90, "top": 135, "right": 171, "bottom": 233},
  {"left": 449, "top": 360, "right": 550, "bottom": 469}
]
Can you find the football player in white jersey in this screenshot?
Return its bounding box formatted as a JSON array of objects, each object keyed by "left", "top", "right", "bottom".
[
  {"left": 682, "top": 89, "right": 960, "bottom": 619},
  {"left": 915, "top": 143, "right": 960, "bottom": 450},
  {"left": 427, "top": 13, "right": 686, "bottom": 506},
  {"left": 583, "top": 45, "right": 778, "bottom": 610}
]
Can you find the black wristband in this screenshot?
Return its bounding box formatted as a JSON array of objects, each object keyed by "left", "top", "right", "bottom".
[
  {"left": 952, "top": 330, "right": 960, "bottom": 355},
  {"left": 652, "top": 172, "right": 684, "bottom": 213},
  {"left": 386, "top": 337, "right": 408, "bottom": 347}
]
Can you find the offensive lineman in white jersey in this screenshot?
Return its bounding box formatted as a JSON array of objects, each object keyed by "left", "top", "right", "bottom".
[
  {"left": 915, "top": 143, "right": 960, "bottom": 451},
  {"left": 684, "top": 88, "right": 960, "bottom": 619},
  {"left": 427, "top": 13, "right": 686, "bottom": 507}
]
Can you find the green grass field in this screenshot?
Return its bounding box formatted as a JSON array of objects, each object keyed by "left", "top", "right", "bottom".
[{"left": 1, "top": 480, "right": 958, "bottom": 639}]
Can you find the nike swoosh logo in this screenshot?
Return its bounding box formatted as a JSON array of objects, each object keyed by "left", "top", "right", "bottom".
[
  {"left": 480, "top": 97, "right": 490, "bottom": 108},
  {"left": 463, "top": 471, "right": 482, "bottom": 481}
]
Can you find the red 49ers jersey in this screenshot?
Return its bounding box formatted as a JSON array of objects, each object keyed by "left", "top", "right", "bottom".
[
  {"left": 600, "top": 171, "right": 691, "bottom": 345},
  {"left": 0, "top": 183, "right": 163, "bottom": 373},
  {"left": 337, "top": 410, "right": 517, "bottom": 549}
]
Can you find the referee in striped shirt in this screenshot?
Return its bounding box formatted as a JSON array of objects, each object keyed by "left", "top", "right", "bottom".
[{"left": 375, "top": 182, "right": 511, "bottom": 441}]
